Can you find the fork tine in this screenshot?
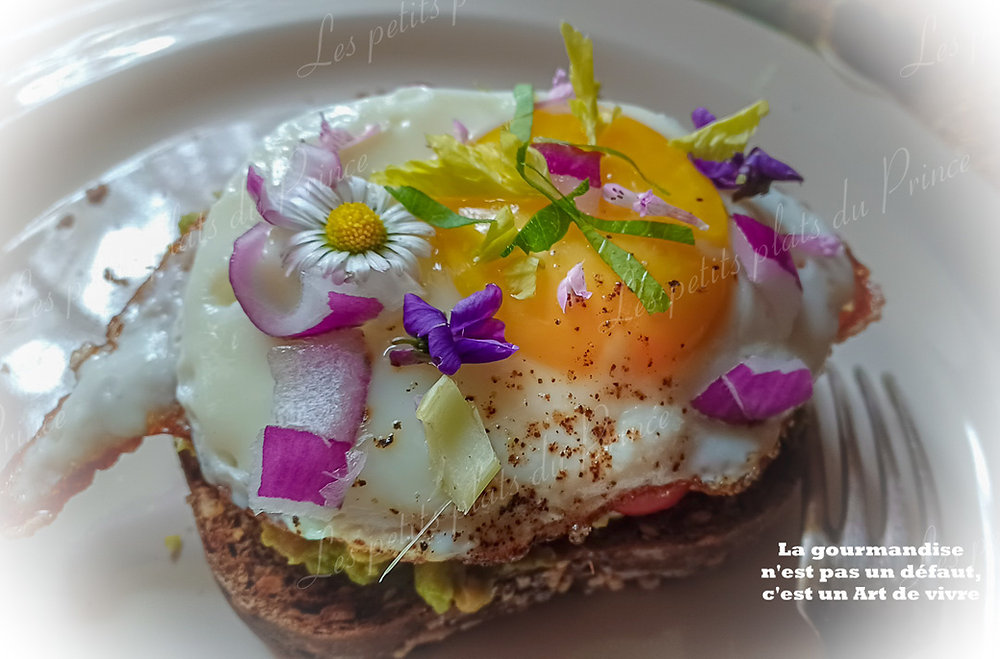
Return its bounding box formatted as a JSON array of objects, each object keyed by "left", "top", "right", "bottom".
[
  {"left": 854, "top": 367, "right": 902, "bottom": 542},
  {"left": 883, "top": 373, "right": 943, "bottom": 538},
  {"left": 800, "top": 395, "right": 831, "bottom": 538},
  {"left": 826, "top": 365, "right": 869, "bottom": 545}
]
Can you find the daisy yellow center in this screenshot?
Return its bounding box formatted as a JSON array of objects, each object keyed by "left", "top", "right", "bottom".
[{"left": 324, "top": 202, "right": 387, "bottom": 254}]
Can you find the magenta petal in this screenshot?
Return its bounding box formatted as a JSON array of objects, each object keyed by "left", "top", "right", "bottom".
[
  {"left": 256, "top": 426, "right": 352, "bottom": 506},
  {"left": 268, "top": 329, "right": 371, "bottom": 442},
  {"left": 534, "top": 143, "right": 602, "bottom": 188},
  {"left": 325, "top": 291, "right": 383, "bottom": 328},
  {"left": 320, "top": 118, "right": 380, "bottom": 152},
  {"left": 450, "top": 283, "right": 503, "bottom": 333},
  {"left": 229, "top": 223, "right": 382, "bottom": 338},
  {"left": 731, "top": 214, "right": 802, "bottom": 334},
  {"left": 692, "top": 358, "right": 813, "bottom": 424},
  {"left": 730, "top": 213, "right": 800, "bottom": 285},
  {"left": 246, "top": 166, "right": 298, "bottom": 228},
  {"left": 292, "top": 143, "right": 342, "bottom": 188}
]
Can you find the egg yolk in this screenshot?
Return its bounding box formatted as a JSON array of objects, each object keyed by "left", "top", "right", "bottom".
[{"left": 431, "top": 108, "right": 735, "bottom": 382}]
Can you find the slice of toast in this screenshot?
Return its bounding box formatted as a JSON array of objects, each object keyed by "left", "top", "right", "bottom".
[{"left": 179, "top": 417, "right": 803, "bottom": 659}]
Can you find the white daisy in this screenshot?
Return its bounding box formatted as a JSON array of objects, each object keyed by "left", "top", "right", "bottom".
[{"left": 275, "top": 176, "right": 433, "bottom": 284}]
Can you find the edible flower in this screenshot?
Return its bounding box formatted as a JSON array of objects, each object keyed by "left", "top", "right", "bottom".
[
  {"left": 556, "top": 262, "right": 592, "bottom": 312},
  {"left": 536, "top": 68, "right": 574, "bottom": 108},
  {"left": 451, "top": 119, "right": 470, "bottom": 144},
  {"left": 388, "top": 284, "right": 519, "bottom": 375},
  {"left": 602, "top": 183, "right": 709, "bottom": 230},
  {"left": 691, "top": 357, "right": 813, "bottom": 425},
  {"left": 248, "top": 170, "right": 433, "bottom": 284},
  {"left": 688, "top": 107, "right": 802, "bottom": 201}
]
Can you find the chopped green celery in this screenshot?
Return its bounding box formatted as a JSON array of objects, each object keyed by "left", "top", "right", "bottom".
[{"left": 416, "top": 375, "right": 500, "bottom": 513}]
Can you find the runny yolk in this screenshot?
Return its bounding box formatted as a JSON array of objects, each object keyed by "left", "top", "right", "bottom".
[{"left": 431, "top": 108, "right": 735, "bottom": 383}]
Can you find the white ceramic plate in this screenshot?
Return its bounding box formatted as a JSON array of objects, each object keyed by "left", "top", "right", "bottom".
[{"left": 1, "top": 1, "right": 997, "bottom": 657}]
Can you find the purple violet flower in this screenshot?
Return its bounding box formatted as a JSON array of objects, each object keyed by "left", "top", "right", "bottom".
[
  {"left": 688, "top": 107, "right": 803, "bottom": 201},
  {"left": 388, "top": 284, "right": 518, "bottom": 375}
]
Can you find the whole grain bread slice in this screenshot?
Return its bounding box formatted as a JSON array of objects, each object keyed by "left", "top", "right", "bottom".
[{"left": 179, "top": 419, "right": 803, "bottom": 659}]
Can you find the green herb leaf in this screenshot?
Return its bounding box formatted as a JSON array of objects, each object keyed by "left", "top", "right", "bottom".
[
  {"left": 503, "top": 253, "right": 542, "bottom": 299},
  {"left": 510, "top": 141, "right": 674, "bottom": 314},
  {"left": 669, "top": 100, "right": 770, "bottom": 161},
  {"left": 575, "top": 218, "right": 671, "bottom": 314},
  {"left": 372, "top": 133, "right": 538, "bottom": 198},
  {"left": 476, "top": 207, "right": 519, "bottom": 262},
  {"left": 502, "top": 203, "right": 573, "bottom": 257},
  {"left": 385, "top": 185, "right": 485, "bottom": 228},
  {"left": 533, "top": 138, "right": 671, "bottom": 197},
  {"left": 510, "top": 84, "right": 535, "bottom": 144},
  {"left": 582, "top": 215, "right": 695, "bottom": 245},
  {"left": 560, "top": 22, "right": 605, "bottom": 144}
]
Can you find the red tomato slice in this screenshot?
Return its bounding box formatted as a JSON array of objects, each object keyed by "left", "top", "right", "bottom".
[{"left": 612, "top": 481, "right": 690, "bottom": 516}]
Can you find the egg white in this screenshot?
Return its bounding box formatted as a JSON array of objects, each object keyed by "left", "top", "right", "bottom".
[{"left": 176, "top": 87, "right": 854, "bottom": 561}]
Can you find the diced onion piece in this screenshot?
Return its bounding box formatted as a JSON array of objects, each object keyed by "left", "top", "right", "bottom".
[
  {"left": 229, "top": 222, "right": 382, "bottom": 338},
  {"left": 731, "top": 213, "right": 802, "bottom": 336},
  {"left": 691, "top": 356, "right": 813, "bottom": 425},
  {"left": 268, "top": 329, "right": 371, "bottom": 441},
  {"left": 415, "top": 375, "right": 500, "bottom": 513},
  {"left": 249, "top": 426, "right": 354, "bottom": 520},
  {"left": 730, "top": 213, "right": 800, "bottom": 285}
]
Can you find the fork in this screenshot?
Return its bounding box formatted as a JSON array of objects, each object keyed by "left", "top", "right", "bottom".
[{"left": 796, "top": 366, "right": 943, "bottom": 657}]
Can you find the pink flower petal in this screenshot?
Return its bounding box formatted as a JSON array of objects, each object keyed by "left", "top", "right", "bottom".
[
  {"left": 291, "top": 143, "right": 342, "bottom": 188},
  {"left": 536, "top": 67, "right": 574, "bottom": 108},
  {"left": 731, "top": 213, "right": 799, "bottom": 284},
  {"left": 246, "top": 165, "right": 298, "bottom": 229},
  {"left": 791, "top": 232, "right": 843, "bottom": 258},
  {"left": 535, "top": 143, "right": 602, "bottom": 187},
  {"left": 603, "top": 182, "right": 709, "bottom": 230},
  {"left": 229, "top": 223, "right": 382, "bottom": 338},
  {"left": 556, "top": 262, "right": 592, "bottom": 312},
  {"left": 452, "top": 119, "right": 470, "bottom": 144},
  {"left": 692, "top": 357, "right": 813, "bottom": 424},
  {"left": 320, "top": 117, "right": 381, "bottom": 152},
  {"left": 268, "top": 329, "right": 371, "bottom": 442}
]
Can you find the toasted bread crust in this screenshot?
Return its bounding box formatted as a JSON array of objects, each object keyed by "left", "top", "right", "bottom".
[{"left": 179, "top": 418, "right": 802, "bottom": 659}]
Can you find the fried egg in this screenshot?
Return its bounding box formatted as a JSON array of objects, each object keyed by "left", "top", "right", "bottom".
[{"left": 176, "top": 87, "right": 856, "bottom": 562}]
